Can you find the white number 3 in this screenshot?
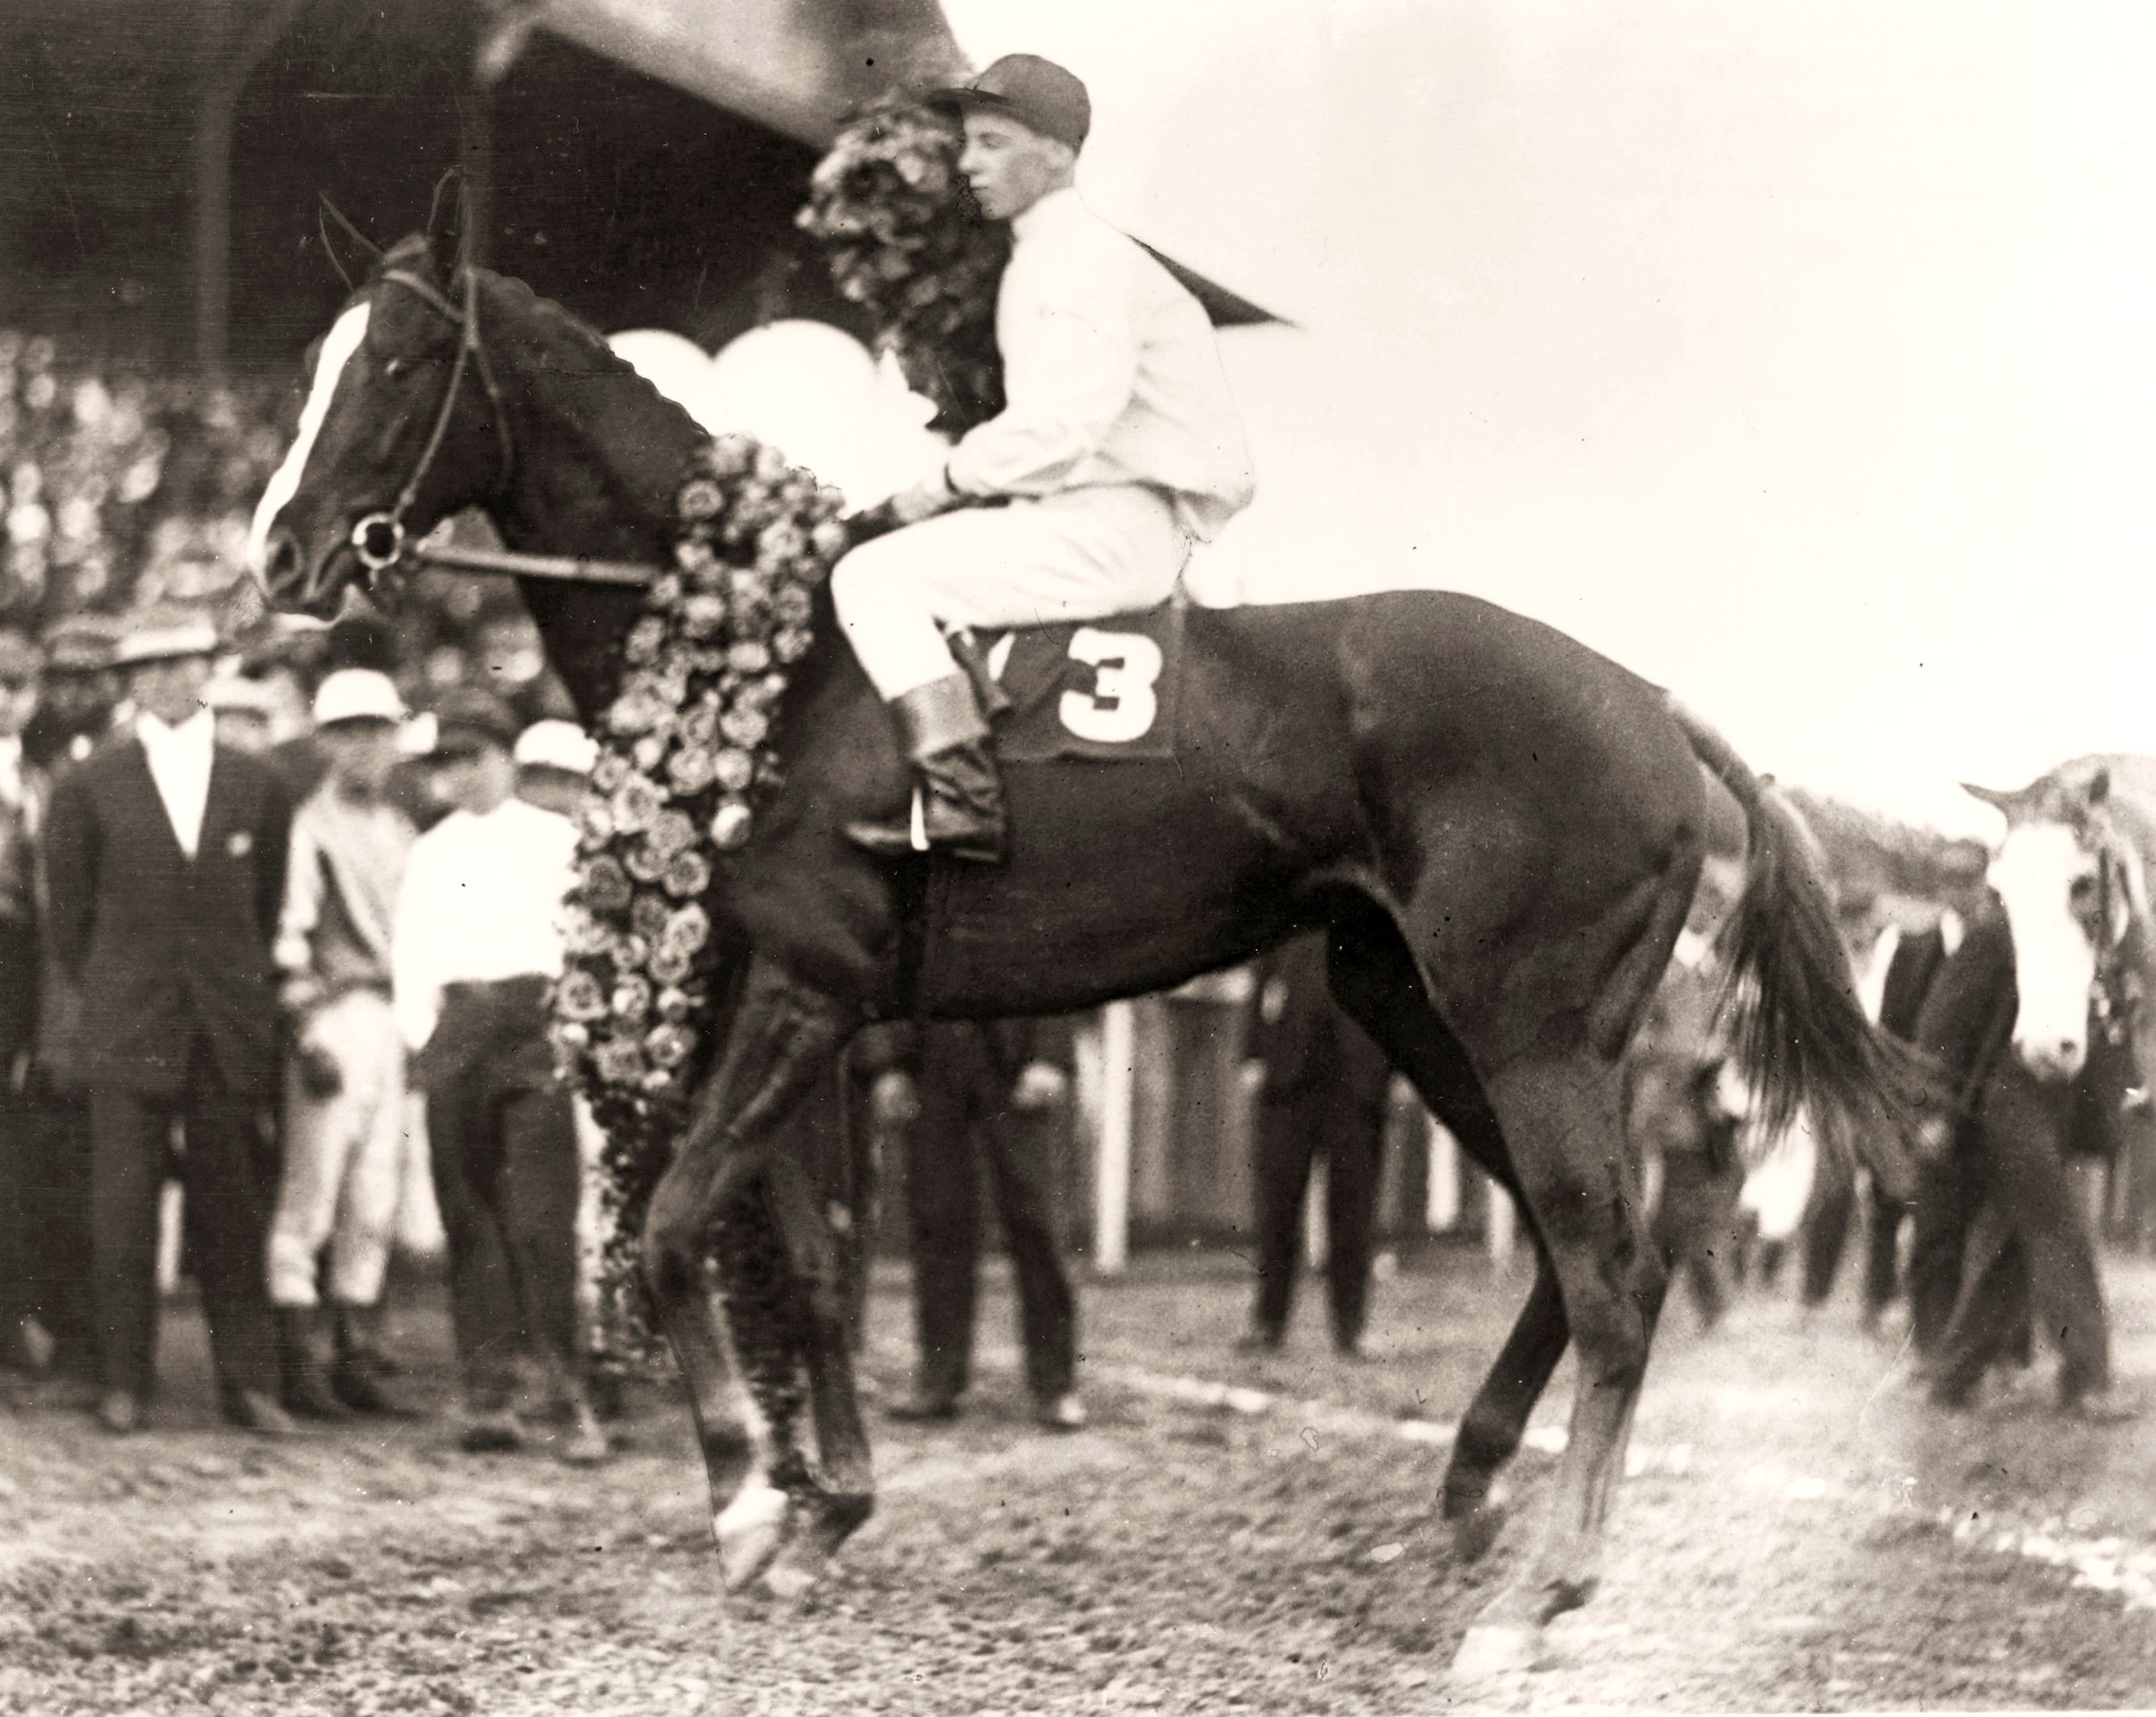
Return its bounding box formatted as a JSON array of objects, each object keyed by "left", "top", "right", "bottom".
[{"left": 1058, "top": 628, "right": 1163, "bottom": 744}]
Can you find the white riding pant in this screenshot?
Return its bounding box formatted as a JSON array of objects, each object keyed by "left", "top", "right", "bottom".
[
  {"left": 831, "top": 484, "right": 1190, "bottom": 701},
  {"left": 268, "top": 988, "right": 409, "bottom": 1308}
]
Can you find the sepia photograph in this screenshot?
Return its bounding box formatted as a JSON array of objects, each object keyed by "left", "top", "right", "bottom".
[{"left": 3, "top": 1, "right": 2155, "bottom": 1711}]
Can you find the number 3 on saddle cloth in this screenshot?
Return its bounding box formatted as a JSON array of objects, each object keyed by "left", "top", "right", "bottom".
[{"left": 903, "top": 600, "right": 1227, "bottom": 1005}]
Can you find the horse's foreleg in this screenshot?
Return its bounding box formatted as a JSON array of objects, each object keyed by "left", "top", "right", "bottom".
[
  {"left": 641, "top": 955, "right": 855, "bottom": 1594},
  {"left": 1453, "top": 1047, "right": 1667, "bottom": 1679},
  {"left": 758, "top": 1148, "right": 874, "bottom": 1599}
]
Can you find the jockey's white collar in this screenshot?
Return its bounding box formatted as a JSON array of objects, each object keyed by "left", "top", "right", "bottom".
[{"left": 1011, "top": 183, "right": 1083, "bottom": 240}]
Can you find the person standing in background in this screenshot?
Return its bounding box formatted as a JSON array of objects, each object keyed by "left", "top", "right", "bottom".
[
  {"left": 394, "top": 688, "right": 606, "bottom": 1464},
  {"left": 868, "top": 1018, "right": 1086, "bottom": 1430},
  {"left": 43, "top": 611, "right": 296, "bottom": 1438},
  {"left": 267, "top": 669, "right": 418, "bottom": 1418},
  {"left": 1241, "top": 934, "right": 1392, "bottom": 1357},
  {"left": 0, "top": 627, "right": 50, "bottom": 1374},
  {"left": 19, "top": 615, "right": 121, "bottom": 1387}
]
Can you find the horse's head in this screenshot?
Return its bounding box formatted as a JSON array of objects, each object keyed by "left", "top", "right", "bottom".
[
  {"left": 1964, "top": 767, "right": 2148, "bottom": 1083},
  {"left": 249, "top": 221, "right": 512, "bottom": 619}
]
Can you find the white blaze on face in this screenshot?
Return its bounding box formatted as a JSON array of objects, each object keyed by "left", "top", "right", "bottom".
[
  {"left": 1986, "top": 822, "right": 2101, "bottom": 1081},
  {"left": 247, "top": 300, "right": 372, "bottom": 578}
]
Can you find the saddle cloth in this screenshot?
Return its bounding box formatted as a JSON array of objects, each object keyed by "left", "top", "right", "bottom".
[{"left": 954, "top": 602, "right": 1183, "bottom": 765}]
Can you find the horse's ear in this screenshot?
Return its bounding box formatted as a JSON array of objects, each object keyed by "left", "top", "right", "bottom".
[
  {"left": 317, "top": 195, "right": 384, "bottom": 292},
  {"left": 2087, "top": 767, "right": 2112, "bottom": 807},
  {"left": 425, "top": 166, "right": 467, "bottom": 279},
  {"left": 1960, "top": 781, "right": 2026, "bottom": 821}
]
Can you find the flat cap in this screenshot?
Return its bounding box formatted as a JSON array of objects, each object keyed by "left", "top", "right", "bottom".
[
  {"left": 428, "top": 686, "right": 519, "bottom": 754},
  {"left": 313, "top": 668, "right": 406, "bottom": 728},
  {"left": 932, "top": 54, "right": 1091, "bottom": 154},
  {"left": 113, "top": 610, "right": 221, "bottom": 668}
]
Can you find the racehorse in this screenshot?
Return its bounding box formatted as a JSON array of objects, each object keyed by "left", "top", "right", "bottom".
[
  {"left": 1918, "top": 769, "right": 2145, "bottom": 1413},
  {"left": 248, "top": 216, "right": 1913, "bottom": 1678}
]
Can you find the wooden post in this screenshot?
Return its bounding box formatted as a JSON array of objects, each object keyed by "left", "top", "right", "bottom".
[
  {"left": 1426, "top": 1115, "right": 1461, "bottom": 1231},
  {"left": 1486, "top": 1177, "right": 1517, "bottom": 1273},
  {"left": 1094, "top": 1000, "right": 1135, "bottom": 1275}
]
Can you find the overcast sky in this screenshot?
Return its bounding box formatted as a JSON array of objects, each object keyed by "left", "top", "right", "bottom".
[{"left": 935, "top": 0, "right": 2156, "bottom": 838}]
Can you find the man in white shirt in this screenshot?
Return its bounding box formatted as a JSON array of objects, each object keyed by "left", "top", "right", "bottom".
[
  {"left": 393, "top": 688, "right": 605, "bottom": 1464},
  {"left": 831, "top": 54, "right": 1256, "bottom": 863},
  {"left": 43, "top": 612, "right": 297, "bottom": 1438}
]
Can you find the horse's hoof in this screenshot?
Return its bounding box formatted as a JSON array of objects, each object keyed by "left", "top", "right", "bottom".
[
  {"left": 714, "top": 1480, "right": 790, "bottom": 1592},
  {"left": 762, "top": 1554, "right": 821, "bottom": 1604},
  {"left": 1448, "top": 1500, "right": 1508, "bottom": 1563},
  {"left": 1450, "top": 1621, "right": 1541, "bottom": 1680}
]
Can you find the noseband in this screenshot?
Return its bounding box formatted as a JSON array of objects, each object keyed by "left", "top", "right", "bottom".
[{"left": 344, "top": 266, "right": 515, "bottom": 593}]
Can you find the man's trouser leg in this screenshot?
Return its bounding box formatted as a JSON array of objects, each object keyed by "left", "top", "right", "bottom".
[
  {"left": 496, "top": 1075, "right": 586, "bottom": 1396},
  {"left": 319, "top": 993, "right": 406, "bottom": 1315},
  {"left": 1250, "top": 1093, "right": 1320, "bottom": 1342},
  {"left": 985, "top": 1104, "right": 1076, "bottom": 1403},
  {"left": 179, "top": 1047, "right": 281, "bottom": 1404},
  {"left": 905, "top": 1046, "right": 982, "bottom": 1404},
  {"left": 425, "top": 1070, "right": 521, "bottom": 1406},
  {"left": 1985, "top": 1094, "right": 2113, "bottom": 1402},
  {"left": 1799, "top": 1156, "right": 1857, "bottom": 1308},
  {"left": 1928, "top": 1201, "right": 2020, "bottom": 1406},
  {"left": 1860, "top": 1174, "right": 1903, "bottom": 1325},
  {"left": 90, "top": 1085, "right": 175, "bottom": 1401},
  {"left": 1908, "top": 1149, "right": 1982, "bottom": 1354},
  {"left": 0, "top": 1073, "right": 33, "bottom": 1363},
  {"left": 27, "top": 1086, "right": 97, "bottom": 1375},
  {"left": 1323, "top": 1097, "right": 1387, "bottom": 1352}
]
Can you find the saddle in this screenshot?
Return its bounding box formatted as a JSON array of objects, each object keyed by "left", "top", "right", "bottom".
[{"left": 942, "top": 600, "right": 1185, "bottom": 766}]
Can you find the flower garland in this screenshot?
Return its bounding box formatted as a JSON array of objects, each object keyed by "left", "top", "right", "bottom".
[
  {"left": 551, "top": 432, "right": 849, "bottom": 1340},
  {"left": 797, "top": 103, "right": 1010, "bottom": 434}
]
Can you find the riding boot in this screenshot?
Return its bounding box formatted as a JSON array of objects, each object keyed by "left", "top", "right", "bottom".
[
  {"left": 275, "top": 1307, "right": 351, "bottom": 1421},
  {"left": 330, "top": 1302, "right": 408, "bottom": 1416},
  {"left": 846, "top": 673, "right": 1007, "bottom": 864}
]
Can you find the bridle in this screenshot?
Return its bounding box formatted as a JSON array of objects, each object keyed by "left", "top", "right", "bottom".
[{"left": 342, "top": 265, "right": 515, "bottom": 593}]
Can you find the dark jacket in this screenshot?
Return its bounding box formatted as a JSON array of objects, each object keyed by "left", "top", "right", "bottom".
[
  {"left": 1248, "top": 935, "right": 1391, "bottom": 1110},
  {"left": 43, "top": 736, "right": 291, "bottom": 1097}
]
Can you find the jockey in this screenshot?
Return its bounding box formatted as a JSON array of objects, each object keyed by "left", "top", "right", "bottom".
[{"left": 832, "top": 54, "right": 1256, "bottom": 863}]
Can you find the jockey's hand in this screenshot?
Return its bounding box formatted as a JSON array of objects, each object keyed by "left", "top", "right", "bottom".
[
  {"left": 888, "top": 468, "right": 960, "bottom": 528},
  {"left": 1010, "top": 1061, "right": 1070, "bottom": 1113}
]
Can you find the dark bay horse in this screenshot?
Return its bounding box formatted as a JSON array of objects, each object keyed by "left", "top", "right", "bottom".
[{"left": 249, "top": 224, "right": 1913, "bottom": 1676}]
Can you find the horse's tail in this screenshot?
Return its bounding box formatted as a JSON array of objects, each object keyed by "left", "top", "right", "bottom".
[{"left": 1665, "top": 696, "right": 1918, "bottom": 1197}]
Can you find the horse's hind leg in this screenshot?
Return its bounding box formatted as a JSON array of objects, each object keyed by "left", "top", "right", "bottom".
[
  {"left": 1454, "top": 1046, "right": 1668, "bottom": 1675},
  {"left": 1323, "top": 915, "right": 1571, "bottom": 1563}
]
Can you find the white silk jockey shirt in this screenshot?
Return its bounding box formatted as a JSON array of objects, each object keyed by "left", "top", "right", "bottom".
[
  {"left": 944, "top": 187, "right": 1256, "bottom": 542},
  {"left": 391, "top": 796, "right": 575, "bottom": 1054}
]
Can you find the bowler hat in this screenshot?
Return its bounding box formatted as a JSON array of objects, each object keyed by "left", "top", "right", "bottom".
[{"left": 932, "top": 54, "right": 1091, "bottom": 154}]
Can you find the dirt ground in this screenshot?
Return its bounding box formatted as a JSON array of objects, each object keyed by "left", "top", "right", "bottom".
[{"left": 4, "top": 1243, "right": 2156, "bottom": 1715}]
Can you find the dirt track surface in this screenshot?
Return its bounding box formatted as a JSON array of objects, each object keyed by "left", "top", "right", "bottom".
[{"left": 4, "top": 1247, "right": 2156, "bottom": 1714}]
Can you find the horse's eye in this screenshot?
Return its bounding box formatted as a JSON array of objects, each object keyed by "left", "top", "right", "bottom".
[{"left": 2071, "top": 874, "right": 2100, "bottom": 905}]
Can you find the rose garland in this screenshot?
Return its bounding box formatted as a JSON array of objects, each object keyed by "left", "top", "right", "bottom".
[
  {"left": 551, "top": 432, "right": 849, "bottom": 1343},
  {"left": 797, "top": 103, "right": 1010, "bottom": 434}
]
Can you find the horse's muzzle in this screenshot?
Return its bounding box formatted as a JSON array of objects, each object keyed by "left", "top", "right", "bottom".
[{"left": 259, "top": 525, "right": 347, "bottom": 621}]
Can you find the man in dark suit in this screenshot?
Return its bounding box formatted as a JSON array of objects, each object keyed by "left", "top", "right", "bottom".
[
  {"left": 43, "top": 612, "right": 297, "bottom": 1437},
  {"left": 1241, "top": 933, "right": 1394, "bottom": 1357},
  {"left": 866, "top": 1018, "right": 1085, "bottom": 1429}
]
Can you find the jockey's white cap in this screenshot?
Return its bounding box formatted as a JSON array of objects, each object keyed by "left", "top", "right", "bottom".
[
  {"left": 514, "top": 718, "right": 597, "bottom": 776},
  {"left": 312, "top": 668, "right": 405, "bottom": 728}
]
